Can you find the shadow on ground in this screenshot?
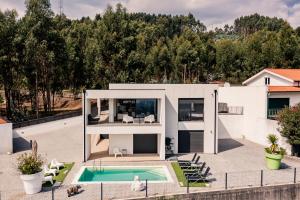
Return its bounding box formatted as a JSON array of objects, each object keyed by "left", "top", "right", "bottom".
[
  {"left": 218, "top": 139, "right": 244, "bottom": 153},
  {"left": 13, "top": 137, "right": 31, "bottom": 153}
]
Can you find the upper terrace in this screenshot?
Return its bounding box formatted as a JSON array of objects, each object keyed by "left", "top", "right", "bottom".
[{"left": 84, "top": 89, "right": 165, "bottom": 134}]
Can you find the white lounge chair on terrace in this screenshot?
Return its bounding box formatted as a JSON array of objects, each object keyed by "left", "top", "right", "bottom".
[
  {"left": 122, "top": 114, "right": 134, "bottom": 123},
  {"left": 144, "top": 115, "right": 155, "bottom": 123},
  {"left": 43, "top": 175, "right": 54, "bottom": 185},
  {"left": 113, "top": 147, "right": 123, "bottom": 158},
  {"left": 43, "top": 165, "right": 58, "bottom": 176},
  {"left": 131, "top": 176, "right": 145, "bottom": 191},
  {"left": 50, "top": 159, "right": 64, "bottom": 170}
]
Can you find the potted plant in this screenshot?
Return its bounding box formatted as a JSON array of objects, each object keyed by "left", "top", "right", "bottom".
[
  {"left": 265, "top": 134, "right": 286, "bottom": 170},
  {"left": 17, "top": 141, "right": 44, "bottom": 194}
]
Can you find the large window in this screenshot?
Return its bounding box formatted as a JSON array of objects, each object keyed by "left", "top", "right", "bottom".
[
  {"left": 116, "top": 99, "right": 157, "bottom": 120},
  {"left": 178, "top": 98, "right": 204, "bottom": 121}
]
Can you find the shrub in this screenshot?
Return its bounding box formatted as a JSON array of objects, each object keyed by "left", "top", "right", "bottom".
[
  {"left": 265, "top": 134, "right": 286, "bottom": 155},
  {"left": 277, "top": 104, "right": 300, "bottom": 145},
  {"left": 17, "top": 153, "right": 43, "bottom": 175}
]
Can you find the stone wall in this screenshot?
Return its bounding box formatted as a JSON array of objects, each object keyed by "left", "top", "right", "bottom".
[{"left": 131, "top": 183, "right": 300, "bottom": 200}]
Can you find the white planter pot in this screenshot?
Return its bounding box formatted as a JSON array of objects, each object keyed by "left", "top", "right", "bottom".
[{"left": 20, "top": 171, "right": 43, "bottom": 194}]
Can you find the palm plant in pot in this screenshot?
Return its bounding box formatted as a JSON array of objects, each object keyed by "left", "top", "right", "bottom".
[
  {"left": 265, "top": 134, "right": 286, "bottom": 170},
  {"left": 17, "top": 141, "right": 44, "bottom": 194}
]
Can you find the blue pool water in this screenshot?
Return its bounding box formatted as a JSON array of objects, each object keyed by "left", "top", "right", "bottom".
[{"left": 78, "top": 167, "right": 168, "bottom": 182}]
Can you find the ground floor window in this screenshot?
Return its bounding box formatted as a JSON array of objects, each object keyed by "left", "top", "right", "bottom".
[
  {"left": 267, "top": 98, "right": 289, "bottom": 119},
  {"left": 178, "top": 131, "right": 204, "bottom": 153}
]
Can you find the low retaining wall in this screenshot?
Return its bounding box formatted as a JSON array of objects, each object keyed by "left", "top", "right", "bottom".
[
  {"left": 133, "top": 183, "right": 300, "bottom": 200},
  {"left": 13, "top": 116, "right": 82, "bottom": 138}
]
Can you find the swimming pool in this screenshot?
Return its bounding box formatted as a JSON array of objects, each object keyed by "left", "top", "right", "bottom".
[{"left": 73, "top": 166, "right": 173, "bottom": 184}]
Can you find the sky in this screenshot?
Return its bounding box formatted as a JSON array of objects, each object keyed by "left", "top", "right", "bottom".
[{"left": 1, "top": 0, "right": 300, "bottom": 29}]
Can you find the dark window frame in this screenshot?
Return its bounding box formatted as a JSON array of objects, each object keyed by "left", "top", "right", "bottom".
[
  {"left": 115, "top": 99, "right": 158, "bottom": 120},
  {"left": 265, "top": 77, "right": 270, "bottom": 85},
  {"left": 178, "top": 98, "right": 204, "bottom": 121}
]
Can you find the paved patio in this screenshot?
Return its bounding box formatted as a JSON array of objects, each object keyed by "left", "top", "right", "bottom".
[{"left": 2, "top": 121, "right": 300, "bottom": 199}]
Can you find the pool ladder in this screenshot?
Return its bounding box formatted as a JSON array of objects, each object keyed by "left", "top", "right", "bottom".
[{"left": 93, "top": 159, "right": 104, "bottom": 172}]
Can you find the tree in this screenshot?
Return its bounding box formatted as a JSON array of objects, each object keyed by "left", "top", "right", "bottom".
[
  {"left": 23, "top": 0, "right": 56, "bottom": 115},
  {"left": 0, "top": 9, "right": 23, "bottom": 119},
  {"left": 277, "top": 104, "right": 300, "bottom": 146}
]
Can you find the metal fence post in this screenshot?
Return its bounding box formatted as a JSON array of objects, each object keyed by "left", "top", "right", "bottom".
[
  {"left": 187, "top": 177, "right": 189, "bottom": 193},
  {"left": 145, "top": 179, "right": 148, "bottom": 197},
  {"left": 101, "top": 182, "right": 103, "bottom": 200},
  {"left": 261, "top": 170, "right": 263, "bottom": 187},
  {"left": 294, "top": 168, "right": 297, "bottom": 183},
  {"left": 225, "top": 173, "right": 228, "bottom": 190},
  {"left": 51, "top": 186, "right": 54, "bottom": 200}
]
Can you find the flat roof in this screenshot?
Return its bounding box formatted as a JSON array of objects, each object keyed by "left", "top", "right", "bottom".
[{"left": 85, "top": 89, "right": 165, "bottom": 99}]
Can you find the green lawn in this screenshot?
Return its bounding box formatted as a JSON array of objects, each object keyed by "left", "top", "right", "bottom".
[
  {"left": 171, "top": 162, "right": 207, "bottom": 187},
  {"left": 43, "top": 162, "right": 74, "bottom": 187}
]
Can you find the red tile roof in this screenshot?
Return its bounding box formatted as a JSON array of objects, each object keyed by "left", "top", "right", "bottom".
[
  {"left": 0, "top": 118, "right": 7, "bottom": 124},
  {"left": 268, "top": 86, "right": 300, "bottom": 92},
  {"left": 266, "top": 68, "right": 300, "bottom": 81}
]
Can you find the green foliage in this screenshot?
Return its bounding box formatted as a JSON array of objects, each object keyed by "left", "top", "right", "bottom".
[
  {"left": 171, "top": 162, "right": 206, "bottom": 187},
  {"left": 17, "top": 153, "right": 44, "bottom": 175},
  {"left": 278, "top": 104, "right": 300, "bottom": 145},
  {"left": 265, "top": 134, "right": 286, "bottom": 155},
  {"left": 43, "top": 162, "right": 74, "bottom": 187},
  {"left": 1, "top": 2, "right": 300, "bottom": 121},
  {"left": 0, "top": 94, "right": 3, "bottom": 104}
]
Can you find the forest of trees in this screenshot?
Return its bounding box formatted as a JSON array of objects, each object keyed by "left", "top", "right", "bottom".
[{"left": 1, "top": 0, "right": 300, "bottom": 121}]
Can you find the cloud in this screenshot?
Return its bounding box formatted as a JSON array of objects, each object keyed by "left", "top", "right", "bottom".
[
  {"left": 288, "top": 3, "right": 300, "bottom": 27},
  {"left": 0, "top": 0, "right": 299, "bottom": 28}
]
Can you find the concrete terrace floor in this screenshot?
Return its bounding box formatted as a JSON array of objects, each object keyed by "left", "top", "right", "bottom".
[{"left": 1, "top": 121, "right": 300, "bottom": 199}]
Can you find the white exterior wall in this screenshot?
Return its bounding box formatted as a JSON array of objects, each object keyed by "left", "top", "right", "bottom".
[
  {"left": 218, "top": 86, "right": 292, "bottom": 154},
  {"left": 246, "top": 72, "right": 292, "bottom": 86},
  {"left": 109, "top": 134, "right": 133, "bottom": 155},
  {"left": 0, "top": 123, "right": 13, "bottom": 154},
  {"left": 109, "top": 84, "right": 218, "bottom": 154},
  {"left": 218, "top": 115, "right": 243, "bottom": 139},
  {"left": 269, "top": 92, "right": 300, "bottom": 106}
]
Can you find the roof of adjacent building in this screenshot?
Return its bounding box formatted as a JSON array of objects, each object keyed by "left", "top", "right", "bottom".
[
  {"left": 265, "top": 68, "right": 300, "bottom": 81},
  {"left": 268, "top": 86, "right": 300, "bottom": 92},
  {"left": 0, "top": 118, "right": 7, "bottom": 124},
  {"left": 243, "top": 68, "right": 300, "bottom": 85}
]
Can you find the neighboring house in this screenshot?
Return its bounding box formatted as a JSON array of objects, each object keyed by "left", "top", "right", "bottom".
[
  {"left": 243, "top": 68, "right": 300, "bottom": 119},
  {"left": 0, "top": 118, "right": 12, "bottom": 154},
  {"left": 83, "top": 84, "right": 218, "bottom": 161},
  {"left": 219, "top": 68, "right": 300, "bottom": 154}
]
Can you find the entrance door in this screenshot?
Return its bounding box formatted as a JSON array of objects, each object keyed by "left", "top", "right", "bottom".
[
  {"left": 178, "top": 131, "right": 204, "bottom": 153},
  {"left": 133, "top": 134, "right": 157, "bottom": 153}
]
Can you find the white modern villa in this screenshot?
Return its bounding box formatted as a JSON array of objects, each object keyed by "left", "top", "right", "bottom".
[
  {"left": 82, "top": 68, "right": 300, "bottom": 161},
  {"left": 83, "top": 84, "right": 219, "bottom": 161}
]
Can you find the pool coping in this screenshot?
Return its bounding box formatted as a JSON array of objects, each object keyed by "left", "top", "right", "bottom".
[{"left": 72, "top": 165, "right": 174, "bottom": 184}]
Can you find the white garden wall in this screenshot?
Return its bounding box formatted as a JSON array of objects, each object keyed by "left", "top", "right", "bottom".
[
  {"left": 0, "top": 122, "right": 13, "bottom": 154},
  {"left": 218, "top": 86, "right": 292, "bottom": 154},
  {"left": 13, "top": 116, "right": 82, "bottom": 138}
]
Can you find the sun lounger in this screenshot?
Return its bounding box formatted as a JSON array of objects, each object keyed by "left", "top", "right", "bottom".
[
  {"left": 178, "top": 153, "right": 197, "bottom": 164},
  {"left": 50, "top": 159, "right": 64, "bottom": 170},
  {"left": 183, "top": 162, "right": 206, "bottom": 174},
  {"left": 179, "top": 156, "right": 200, "bottom": 167},
  {"left": 43, "top": 165, "right": 57, "bottom": 176},
  {"left": 186, "top": 167, "right": 211, "bottom": 183}
]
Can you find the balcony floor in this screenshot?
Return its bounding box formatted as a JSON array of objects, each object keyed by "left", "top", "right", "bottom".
[{"left": 88, "top": 122, "right": 161, "bottom": 127}]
